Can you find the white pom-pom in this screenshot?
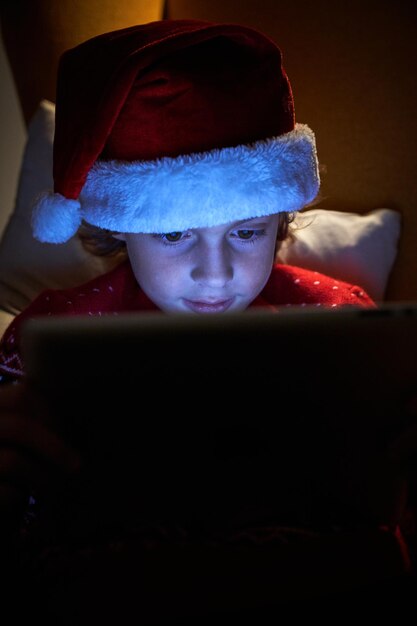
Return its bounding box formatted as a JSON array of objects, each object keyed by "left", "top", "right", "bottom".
[{"left": 31, "top": 191, "right": 81, "bottom": 243}]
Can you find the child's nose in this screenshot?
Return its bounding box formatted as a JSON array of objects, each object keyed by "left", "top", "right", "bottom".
[{"left": 190, "top": 242, "right": 233, "bottom": 288}]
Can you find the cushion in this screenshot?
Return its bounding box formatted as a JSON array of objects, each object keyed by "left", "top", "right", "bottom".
[
  {"left": 278, "top": 208, "right": 401, "bottom": 301},
  {"left": 0, "top": 310, "right": 14, "bottom": 339},
  {"left": 0, "top": 100, "right": 113, "bottom": 315},
  {"left": 0, "top": 100, "right": 401, "bottom": 315}
]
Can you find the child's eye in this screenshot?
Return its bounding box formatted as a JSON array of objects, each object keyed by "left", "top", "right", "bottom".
[
  {"left": 230, "top": 228, "right": 266, "bottom": 242},
  {"left": 237, "top": 229, "right": 255, "bottom": 240},
  {"left": 164, "top": 232, "right": 183, "bottom": 242},
  {"left": 153, "top": 231, "right": 191, "bottom": 246}
]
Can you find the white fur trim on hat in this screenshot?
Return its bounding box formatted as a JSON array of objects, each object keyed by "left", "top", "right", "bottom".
[
  {"left": 32, "top": 192, "right": 81, "bottom": 243},
  {"left": 32, "top": 124, "right": 319, "bottom": 242}
]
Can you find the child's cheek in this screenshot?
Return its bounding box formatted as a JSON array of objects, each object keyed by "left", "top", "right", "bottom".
[{"left": 239, "top": 249, "right": 275, "bottom": 298}]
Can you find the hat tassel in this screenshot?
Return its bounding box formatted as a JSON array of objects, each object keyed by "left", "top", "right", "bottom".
[{"left": 31, "top": 191, "right": 81, "bottom": 243}]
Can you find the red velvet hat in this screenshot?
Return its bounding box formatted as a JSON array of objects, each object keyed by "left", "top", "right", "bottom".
[{"left": 32, "top": 19, "right": 320, "bottom": 243}]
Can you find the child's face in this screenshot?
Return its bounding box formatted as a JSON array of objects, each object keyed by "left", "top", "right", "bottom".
[{"left": 118, "top": 214, "right": 280, "bottom": 313}]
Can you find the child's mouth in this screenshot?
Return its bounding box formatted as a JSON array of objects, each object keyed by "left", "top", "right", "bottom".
[{"left": 183, "top": 298, "right": 234, "bottom": 313}]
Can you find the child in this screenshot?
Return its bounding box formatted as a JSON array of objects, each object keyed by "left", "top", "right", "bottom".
[
  {"left": 0, "top": 19, "right": 375, "bottom": 381},
  {"left": 4, "top": 18, "right": 408, "bottom": 621}
]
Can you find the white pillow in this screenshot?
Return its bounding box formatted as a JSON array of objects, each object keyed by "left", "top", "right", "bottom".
[
  {"left": 0, "top": 100, "right": 114, "bottom": 315},
  {"left": 0, "top": 100, "right": 401, "bottom": 314},
  {"left": 277, "top": 208, "right": 401, "bottom": 301}
]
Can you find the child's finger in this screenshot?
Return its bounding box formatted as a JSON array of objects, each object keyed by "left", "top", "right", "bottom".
[
  {"left": 0, "top": 445, "right": 69, "bottom": 495},
  {"left": 0, "top": 482, "right": 30, "bottom": 534},
  {"left": 0, "top": 382, "right": 28, "bottom": 410},
  {"left": 0, "top": 414, "right": 81, "bottom": 474}
]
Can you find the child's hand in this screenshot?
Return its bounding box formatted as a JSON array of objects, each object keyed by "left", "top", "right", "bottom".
[{"left": 0, "top": 382, "right": 81, "bottom": 534}]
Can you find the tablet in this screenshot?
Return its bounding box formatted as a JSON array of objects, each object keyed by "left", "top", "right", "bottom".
[{"left": 21, "top": 304, "right": 417, "bottom": 536}]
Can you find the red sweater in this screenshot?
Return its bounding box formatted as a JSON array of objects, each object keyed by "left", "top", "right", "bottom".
[{"left": 0, "top": 261, "right": 374, "bottom": 380}]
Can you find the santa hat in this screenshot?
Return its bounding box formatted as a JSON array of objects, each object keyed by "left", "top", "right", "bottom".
[{"left": 32, "top": 19, "right": 320, "bottom": 243}]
